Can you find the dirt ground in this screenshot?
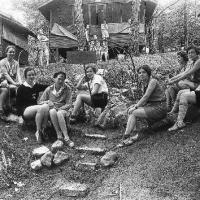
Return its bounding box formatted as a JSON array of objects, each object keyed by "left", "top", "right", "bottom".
[{"left": 1, "top": 118, "right": 200, "bottom": 200}]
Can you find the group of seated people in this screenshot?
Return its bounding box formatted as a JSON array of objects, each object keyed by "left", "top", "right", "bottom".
[{"left": 0, "top": 45, "right": 200, "bottom": 147}]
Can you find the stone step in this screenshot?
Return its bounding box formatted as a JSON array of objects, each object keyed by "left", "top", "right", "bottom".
[
  {"left": 85, "top": 133, "right": 107, "bottom": 139},
  {"left": 76, "top": 146, "right": 106, "bottom": 155},
  {"left": 76, "top": 161, "right": 97, "bottom": 171},
  {"left": 58, "top": 181, "right": 89, "bottom": 197}
]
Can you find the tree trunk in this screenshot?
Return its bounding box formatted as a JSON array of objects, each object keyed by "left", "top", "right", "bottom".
[
  {"left": 74, "top": 0, "right": 86, "bottom": 50},
  {"left": 131, "top": 0, "right": 140, "bottom": 56}
]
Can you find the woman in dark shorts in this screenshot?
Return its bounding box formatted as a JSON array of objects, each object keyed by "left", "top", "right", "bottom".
[
  {"left": 121, "top": 65, "right": 167, "bottom": 144},
  {"left": 168, "top": 88, "right": 200, "bottom": 131},
  {"left": 16, "top": 67, "right": 48, "bottom": 143},
  {"left": 70, "top": 64, "right": 108, "bottom": 123}
]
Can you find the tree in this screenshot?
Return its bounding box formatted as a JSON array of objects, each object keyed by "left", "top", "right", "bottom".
[
  {"left": 74, "top": 0, "right": 86, "bottom": 50},
  {"left": 130, "top": 0, "right": 140, "bottom": 56}
]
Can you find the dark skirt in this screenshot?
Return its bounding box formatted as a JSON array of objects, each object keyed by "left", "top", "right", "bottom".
[
  {"left": 195, "top": 90, "right": 200, "bottom": 107},
  {"left": 143, "top": 101, "right": 167, "bottom": 124},
  {"left": 91, "top": 92, "right": 108, "bottom": 108}
]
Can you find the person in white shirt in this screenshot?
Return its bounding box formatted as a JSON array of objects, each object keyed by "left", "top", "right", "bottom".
[
  {"left": 70, "top": 64, "right": 108, "bottom": 123},
  {"left": 101, "top": 20, "right": 109, "bottom": 39}
]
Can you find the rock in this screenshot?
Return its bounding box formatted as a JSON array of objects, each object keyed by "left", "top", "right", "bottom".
[
  {"left": 40, "top": 151, "right": 54, "bottom": 167},
  {"left": 53, "top": 151, "right": 70, "bottom": 165},
  {"left": 85, "top": 133, "right": 107, "bottom": 139},
  {"left": 51, "top": 140, "right": 64, "bottom": 153},
  {"left": 30, "top": 160, "right": 42, "bottom": 170},
  {"left": 76, "top": 162, "right": 97, "bottom": 171},
  {"left": 59, "top": 182, "right": 89, "bottom": 197},
  {"left": 100, "top": 151, "right": 118, "bottom": 167},
  {"left": 76, "top": 146, "right": 106, "bottom": 155},
  {"left": 32, "top": 146, "right": 50, "bottom": 157}
]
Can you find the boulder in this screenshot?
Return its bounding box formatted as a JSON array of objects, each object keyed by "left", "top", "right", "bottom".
[
  {"left": 51, "top": 140, "right": 64, "bottom": 153},
  {"left": 53, "top": 151, "right": 70, "bottom": 165},
  {"left": 100, "top": 151, "right": 118, "bottom": 167},
  {"left": 30, "top": 160, "right": 42, "bottom": 170},
  {"left": 40, "top": 151, "right": 54, "bottom": 167},
  {"left": 32, "top": 146, "right": 50, "bottom": 157}
]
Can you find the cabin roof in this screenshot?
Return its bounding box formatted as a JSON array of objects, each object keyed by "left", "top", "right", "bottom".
[
  {"left": 0, "top": 12, "right": 36, "bottom": 37},
  {"left": 39, "top": 0, "right": 157, "bottom": 22}
]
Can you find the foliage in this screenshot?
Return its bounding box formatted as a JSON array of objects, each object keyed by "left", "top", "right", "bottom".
[{"left": 154, "top": 0, "right": 200, "bottom": 51}]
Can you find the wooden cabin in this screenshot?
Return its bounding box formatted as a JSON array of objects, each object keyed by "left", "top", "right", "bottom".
[
  {"left": 39, "top": 0, "right": 157, "bottom": 58},
  {"left": 0, "top": 12, "right": 35, "bottom": 65}
]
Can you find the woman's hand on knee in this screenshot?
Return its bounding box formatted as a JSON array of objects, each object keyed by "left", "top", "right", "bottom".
[{"left": 127, "top": 105, "right": 137, "bottom": 115}]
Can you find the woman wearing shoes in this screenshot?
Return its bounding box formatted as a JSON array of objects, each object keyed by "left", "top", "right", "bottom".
[
  {"left": 16, "top": 67, "right": 49, "bottom": 144},
  {"left": 70, "top": 64, "right": 108, "bottom": 123},
  {"left": 39, "top": 71, "right": 74, "bottom": 147},
  {"left": 121, "top": 65, "right": 167, "bottom": 145}
]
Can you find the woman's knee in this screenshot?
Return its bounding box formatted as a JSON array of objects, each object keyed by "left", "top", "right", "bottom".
[
  {"left": 49, "top": 108, "right": 57, "bottom": 115},
  {"left": 179, "top": 92, "right": 190, "bottom": 104},
  {"left": 178, "top": 81, "right": 190, "bottom": 89},
  {"left": 57, "top": 110, "right": 65, "bottom": 117}
]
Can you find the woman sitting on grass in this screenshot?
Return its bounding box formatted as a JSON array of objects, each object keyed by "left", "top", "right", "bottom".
[
  {"left": 16, "top": 67, "right": 49, "bottom": 144},
  {"left": 121, "top": 65, "right": 167, "bottom": 145},
  {"left": 39, "top": 71, "right": 74, "bottom": 147},
  {"left": 165, "top": 51, "right": 188, "bottom": 111},
  {"left": 70, "top": 64, "right": 108, "bottom": 123}
]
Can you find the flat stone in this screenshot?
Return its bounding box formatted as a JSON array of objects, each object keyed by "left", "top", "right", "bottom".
[
  {"left": 100, "top": 151, "right": 118, "bottom": 167},
  {"left": 59, "top": 182, "right": 89, "bottom": 197},
  {"left": 53, "top": 151, "right": 70, "bottom": 165},
  {"left": 30, "top": 159, "right": 42, "bottom": 170},
  {"left": 76, "top": 146, "right": 106, "bottom": 155},
  {"left": 85, "top": 133, "right": 107, "bottom": 139},
  {"left": 76, "top": 161, "right": 97, "bottom": 171},
  {"left": 51, "top": 140, "right": 64, "bottom": 153},
  {"left": 32, "top": 146, "right": 50, "bottom": 157},
  {"left": 40, "top": 151, "right": 54, "bottom": 167}
]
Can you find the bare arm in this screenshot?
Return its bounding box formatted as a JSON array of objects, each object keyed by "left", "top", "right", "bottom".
[
  {"left": 169, "top": 60, "right": 200, "bottom": 84},
  {"left": 76, "top": 75, "right": 88, "bottom": 90}
]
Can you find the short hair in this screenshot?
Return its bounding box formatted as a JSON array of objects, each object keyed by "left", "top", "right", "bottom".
[
  {"left": 177, "top": 51, "right": 188, "bottom": 62},
  {"left": 187, "top": 45, "right": 199, "bottom": 55},
  {"left": 24, "top": 67, "right": 35, "bottom": 79},
  {"left": 137, "top": 65, "right": 151, "bottom": 77},
  {"left": 53, "top": 71, "right": 66, "bottom": 79},
  {"left": 5, "top": 45, "right": 16, "bottom": 53},
  {"left": 86, "top": 64, "right": 97, "bottom": 74}
]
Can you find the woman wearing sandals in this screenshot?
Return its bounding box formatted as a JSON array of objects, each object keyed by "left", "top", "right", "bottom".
[
  {"left": 121, "top": 65, "right": 167, "bottom": 145},
  {"left": 70, "top": 64, "right": 108, "bottom": 123},
  {"left": 16, "top": 67, "right": 49, "bottom": 144},
  {"left": 39, "top": 71, "right": 74, "bottom": 147}
]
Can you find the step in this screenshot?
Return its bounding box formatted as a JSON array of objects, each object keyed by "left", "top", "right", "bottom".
[
  {"left": 76, "top": 161, "right": 97, "bottom": 171},
  {"left": 85, "top": 133, "right": 107, "bottom": 139},
  {"left": 76, "top": 146, "right": 106, "bottom": 155}
]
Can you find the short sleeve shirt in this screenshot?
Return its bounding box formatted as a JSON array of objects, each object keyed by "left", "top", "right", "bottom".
[{"left": 90, "top": 74, "right": 108, "bottom": 94}]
